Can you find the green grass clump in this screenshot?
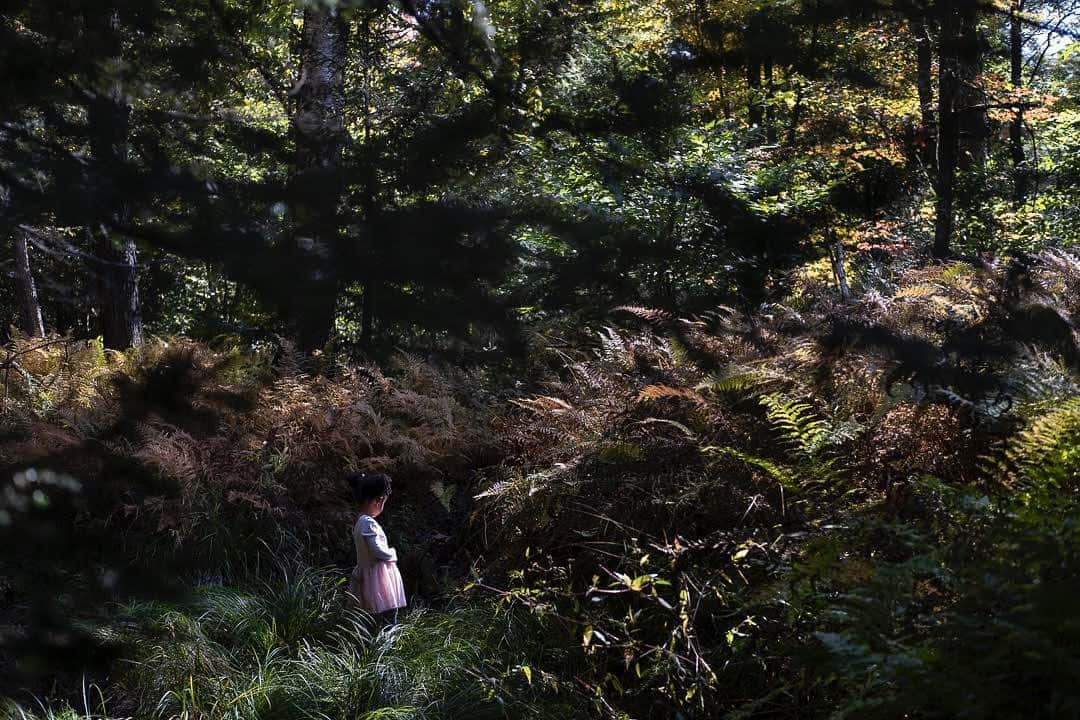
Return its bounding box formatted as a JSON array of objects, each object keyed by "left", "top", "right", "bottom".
[
  {"left": 99, "top": 568, "right": 531, "bottom": 720},
  {"left": 1, "top": 701, "right": 88, "bottom": 720}
]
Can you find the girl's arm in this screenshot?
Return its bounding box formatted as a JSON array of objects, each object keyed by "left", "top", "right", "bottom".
[{"left": 360, "top": 517, "right": 397, "bottom": 562}]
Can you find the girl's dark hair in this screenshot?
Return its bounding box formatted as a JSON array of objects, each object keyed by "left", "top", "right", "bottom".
[{"left": 347, "top": 473, "right": 392, "bottom": 502}]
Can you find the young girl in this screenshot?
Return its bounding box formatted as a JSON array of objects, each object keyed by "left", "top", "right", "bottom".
[{"left": 346, "top": 473, "right": 406, "bottom": 622}]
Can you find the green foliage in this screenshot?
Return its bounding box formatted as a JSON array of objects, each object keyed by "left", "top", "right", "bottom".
[
  {"left": 1005, "top": 396, "right": 1080, "bottom": 491},
  {"left": 705, "top": 445, "right": 797, "bottom": 491},
  {"left": 6, "top": 245, "right": 1080, "bottom": 718},
  {"left": 0, "top": 702, "right": 92, "bottom": 720},
  {"left": 6, "top": 0, "right": 1080, "bottom": 715},
  {"left": 817, "top": 480, "right": 1080, "bottom": 719},
  {"left": 101, "top": 571, "right": 538, "bottom": 720},
  {"left": 759, "top": 393, "right": 836, "bottom": 459},
  {"left": 752, "top": 393, "right": 861, "bottom": 491},
  {"left": 696, "top": 364, "right": 780, "bottom": 395},
  {"left": 474, "top": 247, "right": 1080, "bottom": 718}
]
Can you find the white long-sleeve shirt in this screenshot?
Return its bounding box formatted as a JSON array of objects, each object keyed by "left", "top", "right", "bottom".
[{"left": 354, "top": 514, "right": 397, "bottom": 563}]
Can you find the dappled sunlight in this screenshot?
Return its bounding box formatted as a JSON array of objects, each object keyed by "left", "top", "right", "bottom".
[{"left": 5, "top": 0, "right": 1080, "bottom": 717}]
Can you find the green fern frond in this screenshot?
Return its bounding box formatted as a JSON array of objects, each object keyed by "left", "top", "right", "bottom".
[
  {"left": 941, "top": 262, "right": 976, "bottom": 284},
  {"left": 705, "top": 445, "right": 799, "bottom": 491},
  {"left": 893, "top": 283, "right": 940, "bottom": 300},
  {"left": 760, "top": 393, "right": 833, "bottom": 459},
  {"left": 666, "top": 335, "right": 692, "bottom": 369},
  {"left": 1003, "top": 396, "right": 1080, "bottom": 489},
  {"left": 696, "top": 365, "right": 777, "bottom": 395}
]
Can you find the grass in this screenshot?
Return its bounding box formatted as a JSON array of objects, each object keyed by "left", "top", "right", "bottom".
[{"left": 0, "top": 566, "right": 550, "bottom": 720}]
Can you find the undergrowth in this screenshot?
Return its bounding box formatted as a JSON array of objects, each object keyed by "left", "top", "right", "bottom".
[
  {"left": 471, "top": 249, "right": 1080, "bottom": 718},
  {"left": 4, "top": 248, "right": 1080, "bottom": 718},
  {"left": 4, "top": 566, "right": 558, "bottom": 720}
]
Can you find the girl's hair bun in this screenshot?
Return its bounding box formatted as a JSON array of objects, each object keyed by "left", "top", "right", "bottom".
[{"left": 346, "top": 472, "right": 392, "bottom": 502}]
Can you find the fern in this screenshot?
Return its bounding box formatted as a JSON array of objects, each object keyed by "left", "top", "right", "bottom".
[
  {"left": 615, "top": 306, "right": 675, "bottom": 324},
  {"left": 666, "top": 335, "right": 693, "bottom": 369},
  {"left": 637, "top": 384, "right": 706, "bottom": 405},
  {"left": 596, "top": 327, "right": 633, "bottom": 368},
  {"left": 756, "top": 394, "right": 864, "bottom": 491},
  {"left": 1003, "top": 396, "right": 1080, "bottom": 490},
  {"left": 696, "top": 365, "right": 776, "bottom": 395},
  {"left": 474, "top": 465, "right": 579, "bottom": 528},
  {"left": 941, "top": 262, "right": 976, "bottom": 284},
  {"left": 511, "top": 395, "right": 574, "bottom": 414},
  {"left": 760, "top": 394, "right": 834, "bottom": 459},
  {"left": 705, "top": 445, "right": 798, "bottom": 492},
  {"left": 1004, "top": 350, "right": 1079, "bottom": 405}
]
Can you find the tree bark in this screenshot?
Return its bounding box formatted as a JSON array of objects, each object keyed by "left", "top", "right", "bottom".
[
  {"left": 1010, "top": 0, "right": 1029, "bottom": 202},
  {"left": 87, "top": 10, "right": 143, "bottom": 350},
  {"left": 359, "top": 9, "right": 378, "bottom": 349},
  {"left": 934, "top": 4, "right": 961, "bottom": 259},
  {"left": 786, "top": 18, "right": 820, "bottom": 146},
  {"left": 96, "top": 235, "right": 143, "bottom": 348},
  {"left": 956, "top": 3, "right": 987, "bottom": 172},
  {"left": 747, "top": 54, "right": 764, "bottom": 131},
  {"left": 361, "top": 280, "right": 375, "bottom": 346},
  {"left": 13, "top": 231, "right": 45, "bottom": 337},
  {"left": 913, "top": 17, "right": 936, "bottom": 170},
  {"left": 289, "top": 4, "right": 348, "bottom": 352},
  {"left": 764, "top": 57, "right": 778, "bottom": 144},
  {"left": 829, "top": 236, "right": 850, "bottom": 301}
]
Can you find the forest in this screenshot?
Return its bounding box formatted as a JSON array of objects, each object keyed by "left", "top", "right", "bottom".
[{"left": 3, "top": 0, "right": 1080, "bottom": 717}]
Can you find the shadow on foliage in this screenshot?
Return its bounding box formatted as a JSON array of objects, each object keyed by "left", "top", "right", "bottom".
[{"left": 0, "top": 347, "right": 255, "bottom": 701}]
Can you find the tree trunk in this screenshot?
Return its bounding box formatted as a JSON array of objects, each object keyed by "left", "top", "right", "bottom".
[
  {"left": 96, "top": 235, "right": 143, "bottom": 348},
  {"left": 934, "top": 4, "right": 961, "bottom": 259},
  {"left": 747, "top": 55, "right": 763, "bottom": 131},
  {"left": 1010, "top": 0, "right": 1029, "bottom": 202},
  {"left": 13, "top": 231, "right": 45, "bottom": 337},
  {"left": 786, "top": 19, "right": 819, "bottom": 146},
  {"left": 829, "top": 236, "right": 850, "bottom": 301},
  {"left": 359, "top": 9, "right": 378, "bottom": 349},
  {"left": 913, "top": 16, "right": 936, "bottom": 170},
  {"left": 719, "top": 34, "right": 732, "bottom": 119},
  {"left": 361, "top": 280, "right": 375, "bottom": 346},
  {"left": 87, "top": 10, "right": 144, "bottom": 350},
  {"left": 764, "top": 57, "right": 778, "bottom": 144},
  {"left": 956, "top": 4, "right": 987, "bottom": 172},
  {"left": 290, "top": 4, "right": 348, "bottom": 352}
]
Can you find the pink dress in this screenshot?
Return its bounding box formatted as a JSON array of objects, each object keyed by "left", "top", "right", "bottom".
[{"left": 348, "top": 514, "right": 406, "bottom": 613}]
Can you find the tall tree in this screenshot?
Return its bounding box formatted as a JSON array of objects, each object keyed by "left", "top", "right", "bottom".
[
  {"left": 956, "top": 1, "right": 988, "bottom": 171},
  {"left": 1010, "top": 0, "right": 1030, "bottom": 202},
  {"left": 763, "top": 56, "right": 778, "bottom": 143},
  {"left": 934, "top": 0, "right": 962, "bottom": 258},
  {"left": 934, "top": 0, "right": 987, "bottom": 258},
  {"left": 12, "top": 231, "right": 45, "bottom": 337},
  {"left": 913, "top": 13, "right": 937, "bottom": 171},
  {"left": 357, "top": 5, "right": 382, "bottom": 347},
  {"left": 746, "top": 48, "right": 764, "bottom": 130},
  {"left": 86, "top": 9, "right": 143, "bottom": 349},
  {"left": 1005, "top": 0, "right": 1078, "bottom": 204},
  {"left": 288, "top": 3, "right": 349, "bottom": 352}
]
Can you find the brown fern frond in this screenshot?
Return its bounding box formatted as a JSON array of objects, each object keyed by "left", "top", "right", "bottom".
[
  {"left": 893, "top": 283, "right": 939, "bottom": 300},
  {"left": 636, "top": 384, "right": 707, "bottom": 405},
  {"left": 615, "top": 306, "right": 675, "bottom": 324},
  {"left": 134, "top": 423, "right": 207, "bottom": 493},
  {"left": 511, "top": 396, "right": 574, "bottom": 414}
]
